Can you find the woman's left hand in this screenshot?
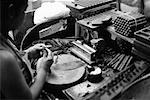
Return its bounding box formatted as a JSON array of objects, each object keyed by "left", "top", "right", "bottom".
[{"left": 25, "top": 43, "right": 46, "bottom": 60}]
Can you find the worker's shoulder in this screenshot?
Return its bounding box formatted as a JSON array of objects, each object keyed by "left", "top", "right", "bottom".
[
  {"left": 0, "top": 50, "right": 17, "bottom": 68},
  {"left": 0, "top": 50, "right": 15, "bottom": 59}
]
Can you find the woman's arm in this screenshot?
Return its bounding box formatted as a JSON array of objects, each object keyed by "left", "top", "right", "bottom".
[
  {"left": 19, "top": 44, "right": 53, "bottom": 99},
  {"left": 0, "top": 50, "right": 50, "bottom": 100},
  {"left": 30, "top": 68, "right": 47, "bottom": 99},
  {"left": 0, "top": 51, "right": 32, "bottom": 99},
  {"left": 30, "top": 48, "right": 53, "bottom": 99}
]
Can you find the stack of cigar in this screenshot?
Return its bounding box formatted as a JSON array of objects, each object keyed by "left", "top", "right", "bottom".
[
  {"left": 114, "top": 12, "right": 147, "bottom": 37},
  {"left": 107, "top": 53, "right": 133, "bottom": 71}
]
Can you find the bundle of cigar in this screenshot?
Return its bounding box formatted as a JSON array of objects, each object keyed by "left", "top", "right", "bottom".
[
  {"left": 114, "top": 12, "right": 147, "bottom": 37},
  {"left": 107, "top": 53, "right": 133, "bottom": 71}
]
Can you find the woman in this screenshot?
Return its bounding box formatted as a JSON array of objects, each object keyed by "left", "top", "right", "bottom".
[{"left": 0, "top": 0, "right": 53, "bottom": 99}]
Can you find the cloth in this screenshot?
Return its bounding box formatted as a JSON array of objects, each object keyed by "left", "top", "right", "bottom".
[{"left": 34, "top": 2, "right": 70, "bottom": 24}]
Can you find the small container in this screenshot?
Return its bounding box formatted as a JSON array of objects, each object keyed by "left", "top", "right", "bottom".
[{"left": 87, "top": 66, "right": 103, "bottom": 83}]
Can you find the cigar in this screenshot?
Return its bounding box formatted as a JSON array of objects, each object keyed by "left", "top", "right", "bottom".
[
  {"left": 114, "top": 54, "right": 126, "bottom": 70},
  {"left": 45, "top": 45, "right": 52, "bottom": 48},
  {"left": 110, "top": 54, "right": 123, "bottom": 67},
  {"left": 107, "top": 53, "right": 121, "bottom": 66},
  {"left": 118, "top": 55, "right": 130, "bottom": 71},
  {"left": 124, "top": 56, "right": 133, "bottom": 69}
]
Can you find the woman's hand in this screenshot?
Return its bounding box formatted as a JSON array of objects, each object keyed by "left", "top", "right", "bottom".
[
  {"left": 25, "top": 43, "right": 46, "bottom": 60},
  {"left": 36, "top": 48, "right": 53, "bottom": 74}
]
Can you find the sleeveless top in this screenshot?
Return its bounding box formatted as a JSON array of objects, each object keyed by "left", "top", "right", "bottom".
[{"left": 0, "top": 35, "right": 33, "bottom": 98}]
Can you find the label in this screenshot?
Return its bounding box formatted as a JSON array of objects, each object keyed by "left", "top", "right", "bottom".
[{"left": 39, "top": 19, "right": 67, "bottom": 38}]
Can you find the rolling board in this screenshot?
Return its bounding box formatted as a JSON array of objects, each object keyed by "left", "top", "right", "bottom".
[{"left": 63, "top": 60, "right": 149, "bottom": 100}]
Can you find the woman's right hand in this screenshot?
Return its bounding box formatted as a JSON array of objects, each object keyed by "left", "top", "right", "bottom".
[{"left": 36, "top": 48, "right": 53, "bottom": 74}]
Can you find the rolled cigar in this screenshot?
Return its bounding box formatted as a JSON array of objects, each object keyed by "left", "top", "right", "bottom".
[
  {"left": 124, "top": 56, "right": 133, "bottom": 69},
  {"left": 118, "top": 55, "right": 130, "bottom": 71},
  {"left": 114, "top": 54, "right": 126, "bottom": 70},
  {"left": 107, "top": 53, "right": 121, "bottom": 66},
  {"left": 110, "top": 54, "right": 123, "bottom": 67}
]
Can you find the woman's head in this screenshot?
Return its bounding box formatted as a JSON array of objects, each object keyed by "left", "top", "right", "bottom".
[{"left": 1, "top": 0, "right": 28, "bottom": 35}]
